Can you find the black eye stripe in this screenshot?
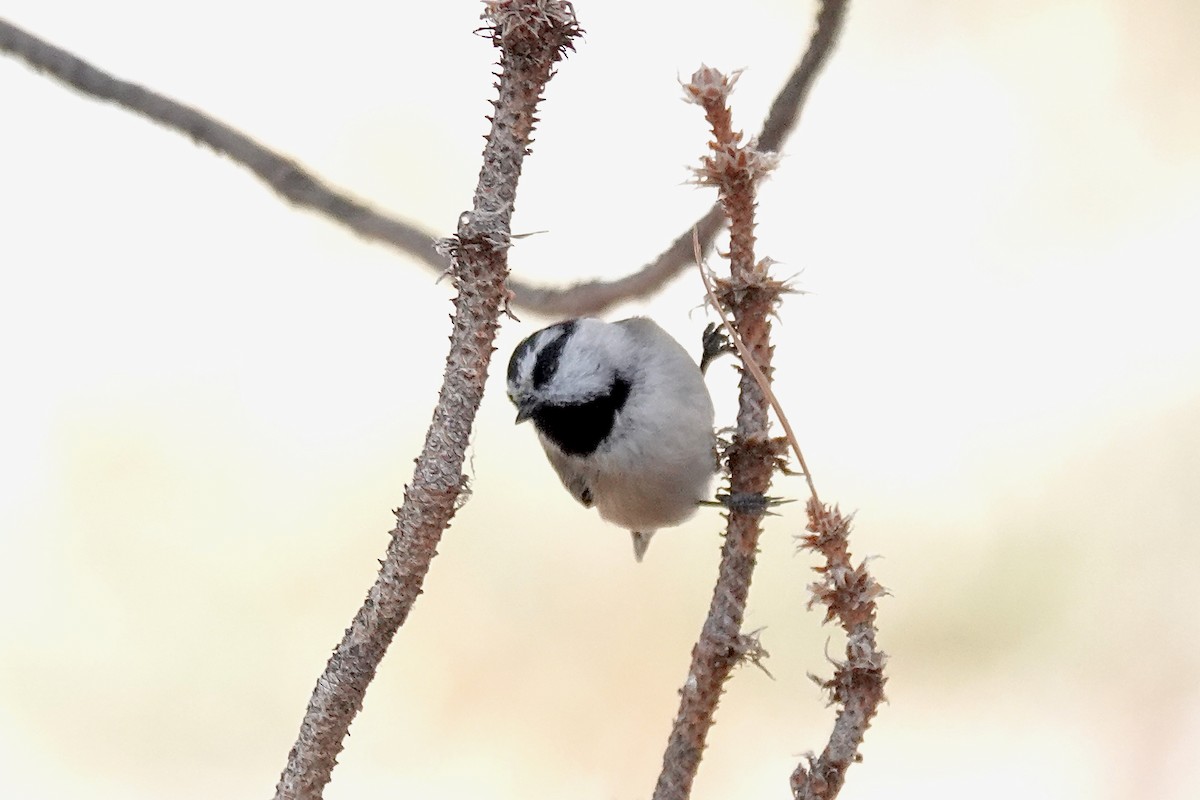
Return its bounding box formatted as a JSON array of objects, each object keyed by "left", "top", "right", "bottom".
[
  {"left": 532, "top": 340, "right": 565, "bottom": 388},
  {"left": 531, "top": 320, "right": 577, "bottom": 389}
]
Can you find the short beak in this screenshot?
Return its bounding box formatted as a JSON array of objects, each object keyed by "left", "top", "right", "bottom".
[{"left": 513, "top": 399, "right": 535, "bottom": 424}]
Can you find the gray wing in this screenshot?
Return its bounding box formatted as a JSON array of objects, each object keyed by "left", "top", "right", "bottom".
[{"left": 543, "top": 443, "right": 595, "bottom": 508}]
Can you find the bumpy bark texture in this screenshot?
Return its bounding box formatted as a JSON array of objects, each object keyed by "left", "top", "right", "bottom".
[
  {"left": 273, "top": 4, "right": 580, "bottom": 798},
  {"left": 791, "top": 500, "right": 887, "bottom": 800},
  {"left": 653, "top": 66, "right": 788, "bottom": 800}
]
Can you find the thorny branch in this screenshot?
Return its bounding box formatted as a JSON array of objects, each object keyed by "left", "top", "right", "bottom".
[
  {"left": 271, "top": 2, "right": 580, "bottom": 798},
  {"left": 0, "top": 1, "right": 847, "bottom": 316},
  {"left": 652, "top": 66, "right": 791, "bottom": 800},
  {"left": 2, "top": 3, "right": 880, "bottom": 797},
  {"left": 791, "top": 501, "right": 887, "bottom": 800},
  {"left": 655, "top": 5, "right": 883, "bottom": 796}
]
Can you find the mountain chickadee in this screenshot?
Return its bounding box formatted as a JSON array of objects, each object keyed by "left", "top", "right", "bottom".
[{"left": 506, "top": 317, "right": 717, "bottom": 561}]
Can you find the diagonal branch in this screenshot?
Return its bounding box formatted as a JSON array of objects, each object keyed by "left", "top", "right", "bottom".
[
  {"left": 0, "top": 2, "right": 846, "bottom": 317},
  {"left": 0, "top": 16, "right": 440, "bottom": 269},
  {"left": 758, "top": 0, "right": 848, "bottom": 154},
  {"left": 271, "top": 3, "right": 581, "bottom": 798}
]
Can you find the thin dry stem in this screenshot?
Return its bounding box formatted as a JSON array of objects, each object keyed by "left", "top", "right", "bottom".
[
  {"left": 791, "top": 500, "right": 887, "bottom": 800},
  {"left": 696, "top": 240, "right": 818, "bottom": 502},
  {"left": 0, "top": 2, "right": 846, "bottom": 316},
  {"left": 653, "top": 67, "right": 786, "bottom": 800},
  {"left": 272, "top": 3, "right": 580, "bottom": 798}
]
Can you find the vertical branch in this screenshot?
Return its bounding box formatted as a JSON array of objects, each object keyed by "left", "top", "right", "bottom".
[
  {"left": 791, "top": 501, "right": 887, "bottom": 799},
  {"left": 652, "top": 67, "right": 790, "bottom": 800},
  {"left": 272, "top": 3, "right": 580, "bottom": 799}
]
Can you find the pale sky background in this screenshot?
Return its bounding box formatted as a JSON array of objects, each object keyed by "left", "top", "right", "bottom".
[{"left": 2, "top": 1, "right": 1199, "bottom": 798}]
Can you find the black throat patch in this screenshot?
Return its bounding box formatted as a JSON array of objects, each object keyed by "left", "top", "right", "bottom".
[{"left": 531, "top": 376, "right": 632, "bottom": 456}]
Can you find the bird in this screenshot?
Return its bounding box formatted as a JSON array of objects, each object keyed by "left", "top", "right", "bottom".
[{"left": 506, "top": 317, "right": 718, "bottom": 560}]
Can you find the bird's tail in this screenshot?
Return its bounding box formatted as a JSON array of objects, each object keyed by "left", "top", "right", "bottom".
[{"left": 630, "top": 530, "right": 655, "bottom": 562}]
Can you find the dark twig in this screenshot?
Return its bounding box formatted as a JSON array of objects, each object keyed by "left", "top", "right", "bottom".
[
  {"left": 0, "top": 16, "right": 439, "bottom": 269},
  {"left": 0, "top": 2, "right": 847, "bottom": 317},
  {"left": 271, "top": 3, "right": 580, "bottom": 798},
  {"left": 758, "top": 0, "right": 848, "bottom": 154},
  {"left": 509, "top": 204, "right": 725, "bottom": 317},
  {"left": 500, "top": 0, "right": 850, "bottom": 316}
]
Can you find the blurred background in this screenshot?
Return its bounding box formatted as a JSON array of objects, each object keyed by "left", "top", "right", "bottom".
[{"left": 2, "top": 1, "right": 1198, "bottom": 798}]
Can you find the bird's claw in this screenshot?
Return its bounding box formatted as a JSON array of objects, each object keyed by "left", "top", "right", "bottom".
[{"left": 700, "top": 323, "right": 736, "bottom": 374}]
